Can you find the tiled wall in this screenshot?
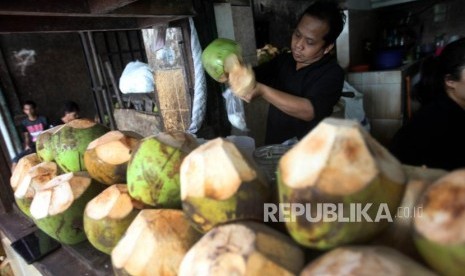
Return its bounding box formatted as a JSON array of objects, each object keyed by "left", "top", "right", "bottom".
[{"left": 347, "top": 70, "right": 403, "bottom": 146}]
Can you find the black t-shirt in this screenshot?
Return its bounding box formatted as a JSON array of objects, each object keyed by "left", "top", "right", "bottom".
[
  {"left": 20, "top": 116, "right": 48, "bottom": 147},
  {"left": 389, "top": 96, "right": 465, "bottom": 170},
  {"left": 254, "top": 53, "right": 344, "bottom": 144}
]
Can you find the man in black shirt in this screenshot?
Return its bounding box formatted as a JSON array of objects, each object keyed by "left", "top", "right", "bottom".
[{"left": 230, "top": 1, "right": 346, "bottom": 144}]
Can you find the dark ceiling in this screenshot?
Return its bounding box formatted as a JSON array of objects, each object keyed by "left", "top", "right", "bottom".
[{"left": 0, "top": 0, "right": 195, "bottom": 33}]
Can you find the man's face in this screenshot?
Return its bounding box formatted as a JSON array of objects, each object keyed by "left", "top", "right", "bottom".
[
  {"left": 291, "top": 15, "right": 334, "bottom": 69},
  {"left": 23, "top": 104, "right": 36, "bottom": 117}
]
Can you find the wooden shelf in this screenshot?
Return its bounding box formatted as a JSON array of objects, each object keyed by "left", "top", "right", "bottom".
[{"left": 0, "top": 210, "right": 112, "bottom": 276}]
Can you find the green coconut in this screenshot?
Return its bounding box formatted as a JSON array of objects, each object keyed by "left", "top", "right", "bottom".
[
  {"left": 13, "top": 161, "right": 58, "bottom": 218},
  {"left": 179, "top": 221, "right": 305, "bottom": 276},
  {"left": 278, "top": 118, "right": 406, "bottom": 249},
  {"left": 84, "top": 130, "right": 141, "bottom": 185},
  {"left": 126, "top": 131, "right": 198, "bottom": 208},
  {"left": 30, "top": 172, "right": 105, "bottom": 245},
  {"left": 36, "top": 125, "right": 63, "bottom": 162},
  {"left": 52, "top": 119, "right": 109, "bottom": 173},
  {"left": 301, "top": 246, "right": 437, "bottom": 276},
  {"left": 414, "top": 169, "right": 465, "bottom": 276},
  {"left": 84, "top": 184, "right": 143, "bottom": 254},
  {"left": 180, "top": 138, "right": 269, "bottom": 233},
  {"left": 201, "top": 38, "right": 242, "bottom": 83},
  {"left": 111, "top": 209, "right": 201, "bottom": 276}
]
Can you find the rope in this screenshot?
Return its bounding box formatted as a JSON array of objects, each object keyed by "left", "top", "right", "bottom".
[{"left": 187, "top": 17, "right": 207, "bottom": 134}]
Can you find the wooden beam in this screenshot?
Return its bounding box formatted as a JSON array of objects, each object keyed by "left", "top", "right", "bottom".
[
  {"left": 137, "top": 16, "right": 188, "bottom": 29},
  {"left": 0, "top": 0, "right": 89, "bottom": 14},
  {"left": 0, "top": 15, "right": 178, "bottom": 33},
  {"left": 0, "top": 0, "right": 195, "bottom": 17},
  {"left": 87, "top": 0, "right": 138, "bottom": 14},
  {"left": 108, "top": 0, "right": 195, "bottom": 16}
]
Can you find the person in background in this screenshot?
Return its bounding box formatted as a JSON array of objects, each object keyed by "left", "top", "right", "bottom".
[
  {"left": 389, "top": 38, "right": 465, "bottom": 170},
  {"left": 11, "top": 100, "right": 48, "bottom": 170},
  {"left": 229, "top": 0, "right": 346, "bottom": 144},
  {"left": 60, "top": 101, "right": 80, "bottom": 124}
]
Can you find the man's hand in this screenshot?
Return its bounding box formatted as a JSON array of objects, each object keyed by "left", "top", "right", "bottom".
[{"left": 224, "top": 54, "right": 256, "bottom": 101}]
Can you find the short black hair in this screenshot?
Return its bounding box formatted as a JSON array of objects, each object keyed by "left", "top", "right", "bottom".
[
  {"left": 23, "top": 100, "right": 36, "bottom": 109},
  {"left": 63, "top": 101, "right": 80, "bottom": 113},
  {"left": 298, "top": 0, "right": 346, "bottom": 46}
]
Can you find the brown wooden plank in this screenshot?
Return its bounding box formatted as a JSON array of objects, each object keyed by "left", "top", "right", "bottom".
[
  {"left": 108, "top": 0, "right": 195, "bottom": 16},
  {"left": 88, "top": 0, "right": 139, "bottom": 14},
  {"left": 0, "top": 15, "right": 143, "bottom": 33},
  {"left": 0, "top": 15, "right": 189, "bottom": 33},
  {"left": 0, "top": 0, "right": 194, "bottom": 17},
  {"left": 155, "top": 69, "right": 191, "bottom": 132},
  {"left": 0, "top": 0, "right": 88, "bottom": 14},
  {"left": 0, "top": 212, "right": 112, "bottom": 276}
]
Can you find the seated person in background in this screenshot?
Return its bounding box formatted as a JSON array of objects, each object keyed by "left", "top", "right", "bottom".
[
  {"left": 11, "top": 100, "right": 48, "bottom": 170},
  {"left": 389, "top": 38, "right": 465, "bottom": 170},
  {"left": 60, "top": 101, "right": 80, "bottom": 124}
]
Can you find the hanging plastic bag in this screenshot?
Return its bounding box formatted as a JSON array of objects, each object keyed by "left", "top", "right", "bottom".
[
  {"left": 119, "top": 61, "right": 154, "bottom": 94},
  {"left": 223, "top": 88, "right": 248, "bottom": 131},
  {"left": 341, "top": 81, "right": 370, "bottom": 132}
]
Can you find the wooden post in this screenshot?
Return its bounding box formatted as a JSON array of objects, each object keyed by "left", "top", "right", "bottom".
[{"left": 142, "top": 26, "right": 192, "bottom": 132}]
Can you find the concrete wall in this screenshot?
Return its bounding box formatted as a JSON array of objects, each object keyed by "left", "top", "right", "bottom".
[{"left": 0, "top": 33, "right": 95, "bottom": 125}]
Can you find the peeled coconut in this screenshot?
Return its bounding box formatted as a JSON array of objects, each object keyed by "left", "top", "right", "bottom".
[
  {"left": 201, "top": 38, "right": 242, "bottom": 83},
  {"left": 414, "top": 169, "right": 465, "bottom": 276},
  {"left": 300, "top": 246, "right": 437, "bottom": 276},
  {"left": 180, "top": 138, "right": 269, "bottom": 233},
  {"left": 10, "top": 153, "right": 40, "bottom": 192},
  {"left": 52, "top": 119, "right": 109, "bottom": 172},
  {"left": 372, "top": 165, "right": 447, "bottom": 260},
  {"left": 30, "top": 172, "right": 104, "bottom": 244},
  {"left": 126, "top": 131, "right": 198, "bottom": 208},
  {"left": 278, "top": 118, "right": 406, "bottom": 249},
  {"left": 111, "top": 209, "right": 201, "bottom": 276},
  {"left": 224, "top": 54, "right": 256, "bottom": 98},
  {"left": 14, "top": 162, "right": 58, "bottom": 218},
  {"left": 179, "top": 221, "right": 305, "bottom": 276},
  {"left": 36, "top": 125, "right": 63, "bottom": 162},
  {"left": 84, "top": 184, "right": 143, "bottom": 255},
  {"left": 84, "top": 131, "right": 141, "bottom": 185}
]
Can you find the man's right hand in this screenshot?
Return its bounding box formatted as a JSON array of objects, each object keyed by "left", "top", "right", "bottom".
[{"left": 224, "top": 54, "right": 256, "bottom": 101}]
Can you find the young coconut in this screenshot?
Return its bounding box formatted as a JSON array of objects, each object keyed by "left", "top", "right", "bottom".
[
  {"left": 30, "top": 172, "right": 104, "bottom": 245},
  {"left": 36, "top": 125, "right": 63, "bottom": 162},
  {"left": 179, "top": 221, "right": 305, "bottom": 276},
  {"left": 201, "top": 38, "right": 242, "bottom": 83},
  {"left": 371, "top": 165, "right": 447, "bottom": 260},
  {"left": 111, "top": 209, "right": 201, "bottom": 276},
  {"left": 52, "top": 119, "right": 109, "bottom": 172},
  {"left": 10, "top": 153, "right": 40, "bottom": 192},
  {"left": 414, "top": 169, "right": 465, "bottom": 276},
  {"left": 180, "top": 138, "right": 269, "bottom": 233},
  {"left": 278, "top": 118, "right": 406, "bottom": 249},
  {"left": 84, "top": 184, "right": 143, "bottom": 255},
  {"left": 126, "top": 131, "right": 198, "bottom": 208},
  {"left": 300, "top": 246, "right": 437, "bottom": 276},
  {"left": 14, "top": 161, "right": 58, "bottom": 218},
  {"left": 84, "top": 131, "right": 142, "bottom": 185}
]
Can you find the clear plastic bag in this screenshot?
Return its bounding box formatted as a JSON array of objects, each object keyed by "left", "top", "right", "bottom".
[{"left": 222, "top": 88, "right": 248, "bottom": 131}]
